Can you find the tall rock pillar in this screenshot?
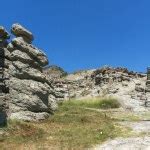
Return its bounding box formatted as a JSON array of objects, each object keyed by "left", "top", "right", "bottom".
[
  {"left": 6, "top": 23, "right": 57, "bottom": 121},
  {"left": 0, "top": 27, "right": 10, "bottom": 125}
]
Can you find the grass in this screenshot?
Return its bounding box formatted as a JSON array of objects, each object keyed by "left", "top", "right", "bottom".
[
  {"left": 44, "top": 101, "right": 125, "bottom": 149},
  {"left": 0, "top": 98, "right": 128, "bottom": 149},
  {"left": 0, "top": 120, "right": 45, "bottom": 149},
  {"left": 111, "top": 112, "right": 141, "bottom": 122},
  {"left": 63, "top": 97, "right": 120, "bottom": 109}
]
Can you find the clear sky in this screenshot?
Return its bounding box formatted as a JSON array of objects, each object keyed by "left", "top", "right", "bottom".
[{"left": 1, "top": 0, "right": 150, "bottom": 73}]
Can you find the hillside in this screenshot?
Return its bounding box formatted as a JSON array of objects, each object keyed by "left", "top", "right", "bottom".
[{"left": 49, "top": 66, "right": 150, "bottom": 111}]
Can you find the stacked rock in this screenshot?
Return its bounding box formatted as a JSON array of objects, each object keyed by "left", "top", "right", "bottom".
[
  {"left": 0, "top": 26, "right": 10, "bottom": 125},
  {"left": 7, "top": 23, "right": 57, "bottom": 121}
]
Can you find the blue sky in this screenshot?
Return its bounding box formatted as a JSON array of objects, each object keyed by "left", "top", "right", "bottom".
[{"left": 1, "top": 0, "right": 150, "bottom": 72}]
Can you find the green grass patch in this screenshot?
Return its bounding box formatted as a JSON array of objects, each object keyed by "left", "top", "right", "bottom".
[{"left": 62, "top": 98, "right": 120, "bottom": 109}]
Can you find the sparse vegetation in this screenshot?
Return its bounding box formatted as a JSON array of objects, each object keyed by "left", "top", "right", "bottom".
[
  {"left": 0, "top": 120, "right": 45, "bottom": 149},
  {"left": 0, "top": 98, "right": 128, "bottom": 149}
]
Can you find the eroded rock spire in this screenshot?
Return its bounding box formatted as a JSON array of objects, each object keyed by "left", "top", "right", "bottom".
[
  {"left": 0, "top": 23, "right": 59, "bottom": 122},
  {"left": 0, "top": 26, "right": 10, "bottom": 125}
]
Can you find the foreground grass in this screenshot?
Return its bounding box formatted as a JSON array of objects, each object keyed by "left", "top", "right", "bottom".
[{"left": 0, "top": 98, "right": 128, "bottom": 149}]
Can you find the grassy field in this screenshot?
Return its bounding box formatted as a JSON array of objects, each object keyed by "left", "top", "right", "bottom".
[{"left": 0, "top": 98, "right": 129, "bottom": 150}]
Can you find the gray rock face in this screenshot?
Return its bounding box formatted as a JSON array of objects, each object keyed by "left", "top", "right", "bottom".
[
  {"left": 12, "top": 37, "right": 49, "bottom": 66},
  {"left": 0, "top": 23, "right": 59, "bottom": 122},
  {"left": 0, "top": 26, "right": 10, "bottom": 125},
  {"left": 0, "top": 95, "right": 7, "bottom": 126}
]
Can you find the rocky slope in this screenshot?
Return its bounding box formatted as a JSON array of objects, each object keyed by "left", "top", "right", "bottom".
[{"left": 48, "top": 66, "right": 150, "bottom": 111}]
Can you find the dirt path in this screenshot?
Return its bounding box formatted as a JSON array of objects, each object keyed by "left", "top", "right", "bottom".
[
  {"left": 120, "top": 121, "right": 150, "bottom": 133},
  {"left": 91, "top": 121, "right": 150, "bottom": 150},
  {"left": 91, "top": 136, "right": 150, "bottom": 150},
  {"left": 89, "top": 108, "right": 150, "bottom": 150}
]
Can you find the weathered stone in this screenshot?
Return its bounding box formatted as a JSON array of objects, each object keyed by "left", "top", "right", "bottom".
[
  {"left": 131, "top": 94, "right": 137, "bottom": 99},
  {"left": 0, "top": 27, "right": 10, "bottom": 125},
  {"left": 12, "top": 37, "right": 48, "bottom": 66},
  {"left": 11, "top": 50, "right": 34, "bottom": 62},
  {"left": 146, "top": 80, "right": 150, "bottom": 85},
  {"left": 109, "top": 88, "right": 119, "bottom": 94},
  {"left": 121, "top": 76, "right": 130, "bottom": 81},
  {"left": 135, "top": 82, "right": 141, "bottom": 86},
  {"left": 135, "top": 86, "right": 145, "bottom": 92},
  {"left": 4, "top": 48, "right": 11, "bottom": 60},
  {"left": 9, "top": 111, "right": 49, "bottom": 121},
  {"left": 145, "top": 87, "right": 150, "bottom": 92},
  {"left": 140, "top": 95, "right": 147, "bottom": 101},
  {"left": 122, "top": 82, "right": 128, "bottom": 87},
  {"left": 0, "top": 23, "right": 59, "bottom": 122},
  {"left": 11, "top": 23, "right": 34, "bottom": 43}
]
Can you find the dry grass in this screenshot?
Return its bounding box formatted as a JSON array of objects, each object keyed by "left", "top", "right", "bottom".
[{"left": 0, "top": 98, "right": 128, "bottom": 150}]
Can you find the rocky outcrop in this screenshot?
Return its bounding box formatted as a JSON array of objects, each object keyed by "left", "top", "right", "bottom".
[
  {"left": 46, "top": 66, "right": 150, "bottom": 111},
  {"left": 4, "top": 23, "right": 58, "bottom": 121}
]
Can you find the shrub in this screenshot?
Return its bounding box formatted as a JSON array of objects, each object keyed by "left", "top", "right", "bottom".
[{"left": 98, "top": 98, "right": 120, "bottom": 109}]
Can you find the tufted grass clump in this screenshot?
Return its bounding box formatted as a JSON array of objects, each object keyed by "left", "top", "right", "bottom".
[{"left": 61, "top": 98, "right": 120, "bottom": 109}]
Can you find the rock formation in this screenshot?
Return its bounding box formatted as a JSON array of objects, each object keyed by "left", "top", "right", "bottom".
[
  {"left": 0, "top": 26, "right": 10, "bottom": 125},
  {"left": 0, "top": 23, "right": 60, "bottom": 123}
]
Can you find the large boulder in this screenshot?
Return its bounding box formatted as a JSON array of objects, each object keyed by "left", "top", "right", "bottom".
[
  {"left": 11, "top": 23, "right": 34, "bottom": 43},
  {"left": 12, "top": 37, "right": 49, "bottom": 66}
]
